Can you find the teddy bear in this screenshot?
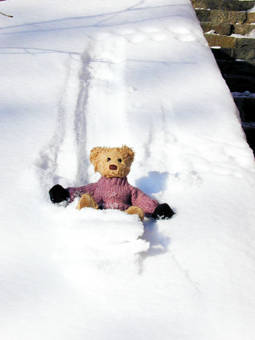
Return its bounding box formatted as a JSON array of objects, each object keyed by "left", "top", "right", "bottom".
[{"left": 49, "top": 145, "right": 174, "bottom": 220}]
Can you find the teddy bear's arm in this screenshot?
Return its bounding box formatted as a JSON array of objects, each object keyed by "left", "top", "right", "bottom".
[
  {"left": 67, "top": 183, "right": 97, "bottom": 202},
  {"left": 130, "top": 186, "right": 159, "bottom": 216}
]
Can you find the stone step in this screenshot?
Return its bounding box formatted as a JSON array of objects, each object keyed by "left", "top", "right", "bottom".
[
  {"left": 242, "top": 124, "right": 255, "bottom": 154},
  {"left": 215, "top": 56, "right": 254, "bottom": 71},
  {"left": 247, "top": 12, "right": 255, "bottom": 23},
  {"left": 201, "top": 22, "right": 232, "bottom": 35},
  {"left": 213, "top": 57, "right": 255, "bottom": 76},
  {"left": 212, "top": 46, "right": 255, "bottom": 62},
  {"left": 221, "top": 47, "right": 255, "bottom": 61},
  {"left": 205, "top": 33, "right": 255, "bottom": 48},
  {"left": 201, "top": 22, "right": 255, "bottom": 35},
  {"left": 225, "top": 74, "right": 255, "bottom": 92},
  {"left": 234, "top": 23, "right": 255, "bottom": 34},
  {"left": 234, "top": 96, "right": 255, "bottom": 121},
  {"left": 205, "top": 33, "right": 236, "bottom": 47},
  {"left": 192, "top": 0, "right": 255, "bottom": 11},
  {"left": 211, "top": 56, "right": 255, "bottom": 92},
  {"left": 195, "top": 9, "right": 247, "bottom": 24}
]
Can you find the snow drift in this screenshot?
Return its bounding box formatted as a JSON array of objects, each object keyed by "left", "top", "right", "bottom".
[{"left": 0, "top": 1, "right": 255, "bottom": 339}]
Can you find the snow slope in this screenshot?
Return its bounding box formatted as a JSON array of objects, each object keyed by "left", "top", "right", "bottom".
[{"left": 0, "top": 1, "right": 255, "bottom": 339}]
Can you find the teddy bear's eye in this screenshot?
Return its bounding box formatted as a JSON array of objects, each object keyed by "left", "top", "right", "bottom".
[
  {"left": 107, "top": 157, "right": 111, "bottom": 162},
  {"left": 118, "top": 158, "right": 122, "bottom": 163}
]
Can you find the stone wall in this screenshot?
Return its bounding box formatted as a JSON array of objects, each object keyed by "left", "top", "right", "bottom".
[{"left": 192, "top": 0, "right": 255, "bottom": 154}]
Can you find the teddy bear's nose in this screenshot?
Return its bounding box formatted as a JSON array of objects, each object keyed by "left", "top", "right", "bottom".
[{"left": 109, "top": 164, "right": 117, "bottom": 170}]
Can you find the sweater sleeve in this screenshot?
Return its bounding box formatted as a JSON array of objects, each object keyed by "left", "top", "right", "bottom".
[
  {"left": 67, "top": 183, "right": 97, "bottom": 202},
  {"left": 130, "top": 186, "right": 159, "bottom": 215}
]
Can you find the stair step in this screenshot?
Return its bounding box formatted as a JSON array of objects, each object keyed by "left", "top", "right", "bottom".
[
  {"left": 215, "top": 46, "right": 255, "bottom": 60},
  {"left": 205, "top": 33, "right": 255, "bottom": 48},
  {"left": 213, "top": 58, "right": 255, "bottom": 76},
  {"left": 234, "top": 23, "right": 255, "bottom": 35},
  {"left": 201, "top": 22, "right": 232, "bottom": 35},
  {"left": 210, "top": 51, "right": 255, "bottom": 91},
  {"left": 211, "top": 46, "right": 255, "bottom": 62},
  {"left": 247, "top": 12, "right": 255, "bottom": 23},
  {"left": 234, "top": 96, "right": 255, "bottom": 121},
  {"left": 201, "top": 21, "right": 255, "bottom": 35},
  {"left": 225, "top": 74, "right": 255, "bottom": 92},
  {"left": 196, "top": 9, "right": 247, "bottom": 24},
  {"left": 242, "top": 124, "right": 255, "bottom": 154},
  {"left": 192, "top": 0, "right": 255, "bottom": 11},
  {"left": 205, "top": 34, "right": 236, "bottom": 47}
]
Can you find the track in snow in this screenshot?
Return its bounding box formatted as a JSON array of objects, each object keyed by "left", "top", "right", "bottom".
[{"left": 36, "top": 35, "right": 129, "bottom": 191}]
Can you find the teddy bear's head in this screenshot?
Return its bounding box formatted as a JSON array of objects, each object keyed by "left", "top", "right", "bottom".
[{"left": 90, "top": 145, "right": 135, "bottom": 178}]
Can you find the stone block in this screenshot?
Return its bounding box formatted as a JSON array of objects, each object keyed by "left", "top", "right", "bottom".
[
  {"left": 239, "top": 1, "right": 255, "bottom": 11},
  {"left": 234, "top": 23, "right": 255, "bottom": 35},
  {"left": 214, "top": 47, "right": 255, "bottom": 64},
  {"left": 235, "top": 37, "right": 255, "bottom": 49},
  {"left": 234, "top": 97, "right": 255, "bottom": 122},
  {"left": 195, "top": 9, "right": 211, "bottom": 21},
  {"left": 235, "top": 46, "right": 255, "bottom": 59},
  {"left": 242, "top": 125, "right": 255, "bottom": 154},
  {"left": 247, "top": 12, "right": 255, "bottom": 23},
  {"left": 192, "top": 0, "right": 255, "bottom": 11},
  {"left": 211, "top": 47, "right": 236, "bottom": 60},
  {"left": 205, "top": 34, "right": 236, "bottom": 48},
  {"left": 201, "top": 22, "right": 232, "bottom": 35},
  {"left": 216, "top": 59, "right": 255, "bottom": 77},
  {"left": 225, "top": 74, "right": 255, "bottom": 92},
  {"left": 209, "top": 10, "right": 247, "bottom": 25}
]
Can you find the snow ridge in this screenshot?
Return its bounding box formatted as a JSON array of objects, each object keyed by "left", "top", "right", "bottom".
[
  {"left": 1, "top": 1, "right": 255, "bottom": 340},
  {"left": 37, "top": 35, "right": 129, "bottom": 190}
]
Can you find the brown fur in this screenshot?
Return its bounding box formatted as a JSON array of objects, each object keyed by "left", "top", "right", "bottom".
[
  {"left": 76, "top": 193, "right": 98, "bottom": 210},
  {"left": 125, "top": 206, "right": 145, "bottom": 221},
  {"left": 90, "top": 145, "right": 135, "bottom": 178}
]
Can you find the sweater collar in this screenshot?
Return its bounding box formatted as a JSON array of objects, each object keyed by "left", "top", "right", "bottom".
[{"left": 99, "top": 176, "right": 128, "bottom": 186}]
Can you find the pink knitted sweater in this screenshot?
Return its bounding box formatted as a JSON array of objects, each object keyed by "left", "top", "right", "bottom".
[{"left": 68, "top": 177, "right": 158, "bottom": 215}]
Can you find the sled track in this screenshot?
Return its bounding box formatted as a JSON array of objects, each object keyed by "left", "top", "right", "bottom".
[
  {"left": 36, "top": 37, "right": 128, "bottom": 193},
  {"left": 36, "top": 53, "right": 85, "bottom": 192}
]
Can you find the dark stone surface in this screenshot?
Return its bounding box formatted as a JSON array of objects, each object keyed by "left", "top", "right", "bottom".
[
  {"left": 235, "top": 38, "right": 255, "bottom": 49},
  {"left": 195, "top": 9, "right": 211, "bottom": 21},
  {"left": 192, "top": 1, "right": 255, "bottom": 155},
  {"left": 215, "top": 58, "right": 255, "bottom": 92},
  {"left": 205, "top": 35, "right": 255, "bottom": 55},
  {"left": 210, "top": 45, "right": 255, "bottom": 61},
  {"left": 234, "top": 23, "right": 255, "bottom": 35},
  {"left": 205, "top": 34, "right": 236, "bottom": 48},
  {"left": 210, "top": 48, "right": 255, "bottom": 154},
  {"left": 247, "top": 12, "right": 255, "bottom": 23},
  {"left": 201, "top": 22, "right": 232, "bottom": 35},
  {"left": 234, "top": 97, "right": 255, "bottom": 122},
  {"left": 233, "top": 47, "right": 255, "bottom": 60},
  {"left": 192, "top": 0, "right": 255, "bottom": 11},
  {"left": 243, "top": 126, "right": 255, "bottom": 154},
  {"left": 225, "top": 75, "right": 255, "bottom": 92},
  {"left": 196, "top": 9, "right": 247, "bottom": 24}
]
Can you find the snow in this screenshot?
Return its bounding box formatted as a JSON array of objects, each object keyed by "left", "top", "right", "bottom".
[
  {"left": 1, "top": 1, "right": 255, "bottom": 339},
  {"left": 249, "top": 5, "right": 255, "bottom": 13},
  {"left": 233, "top": 91, "right": 255, "bottom": 98}
]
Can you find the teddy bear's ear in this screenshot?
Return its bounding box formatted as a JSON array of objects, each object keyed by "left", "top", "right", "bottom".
[
  {"left": 90, "top": 147, "right": 103, "bottom": 169},
  {"left": 121, "top": 145, "right": 135, "bottom": 164}
]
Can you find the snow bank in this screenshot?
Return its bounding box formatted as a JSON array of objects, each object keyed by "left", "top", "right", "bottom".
[{"left": 0, "top": 1, "right": 255, "bottom": 339}]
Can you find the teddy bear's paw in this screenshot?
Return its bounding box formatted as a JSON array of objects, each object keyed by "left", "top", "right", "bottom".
[
  {"left": 152, "top": 203, "right": 175, "bottom": 220},
  {"left": 76, "top": 194, "right": 98, "bottom": 210},
  {"left": 125, "top": 206, "right": 145, "bottom": 221},
  {"left": 49, "top": 184, "right": 70, "bottom": 203}
]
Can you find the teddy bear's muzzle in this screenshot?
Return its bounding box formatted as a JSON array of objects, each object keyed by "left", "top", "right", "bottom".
[{"left": 109, "top": 164, "right": 118, "bottom": 170}]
